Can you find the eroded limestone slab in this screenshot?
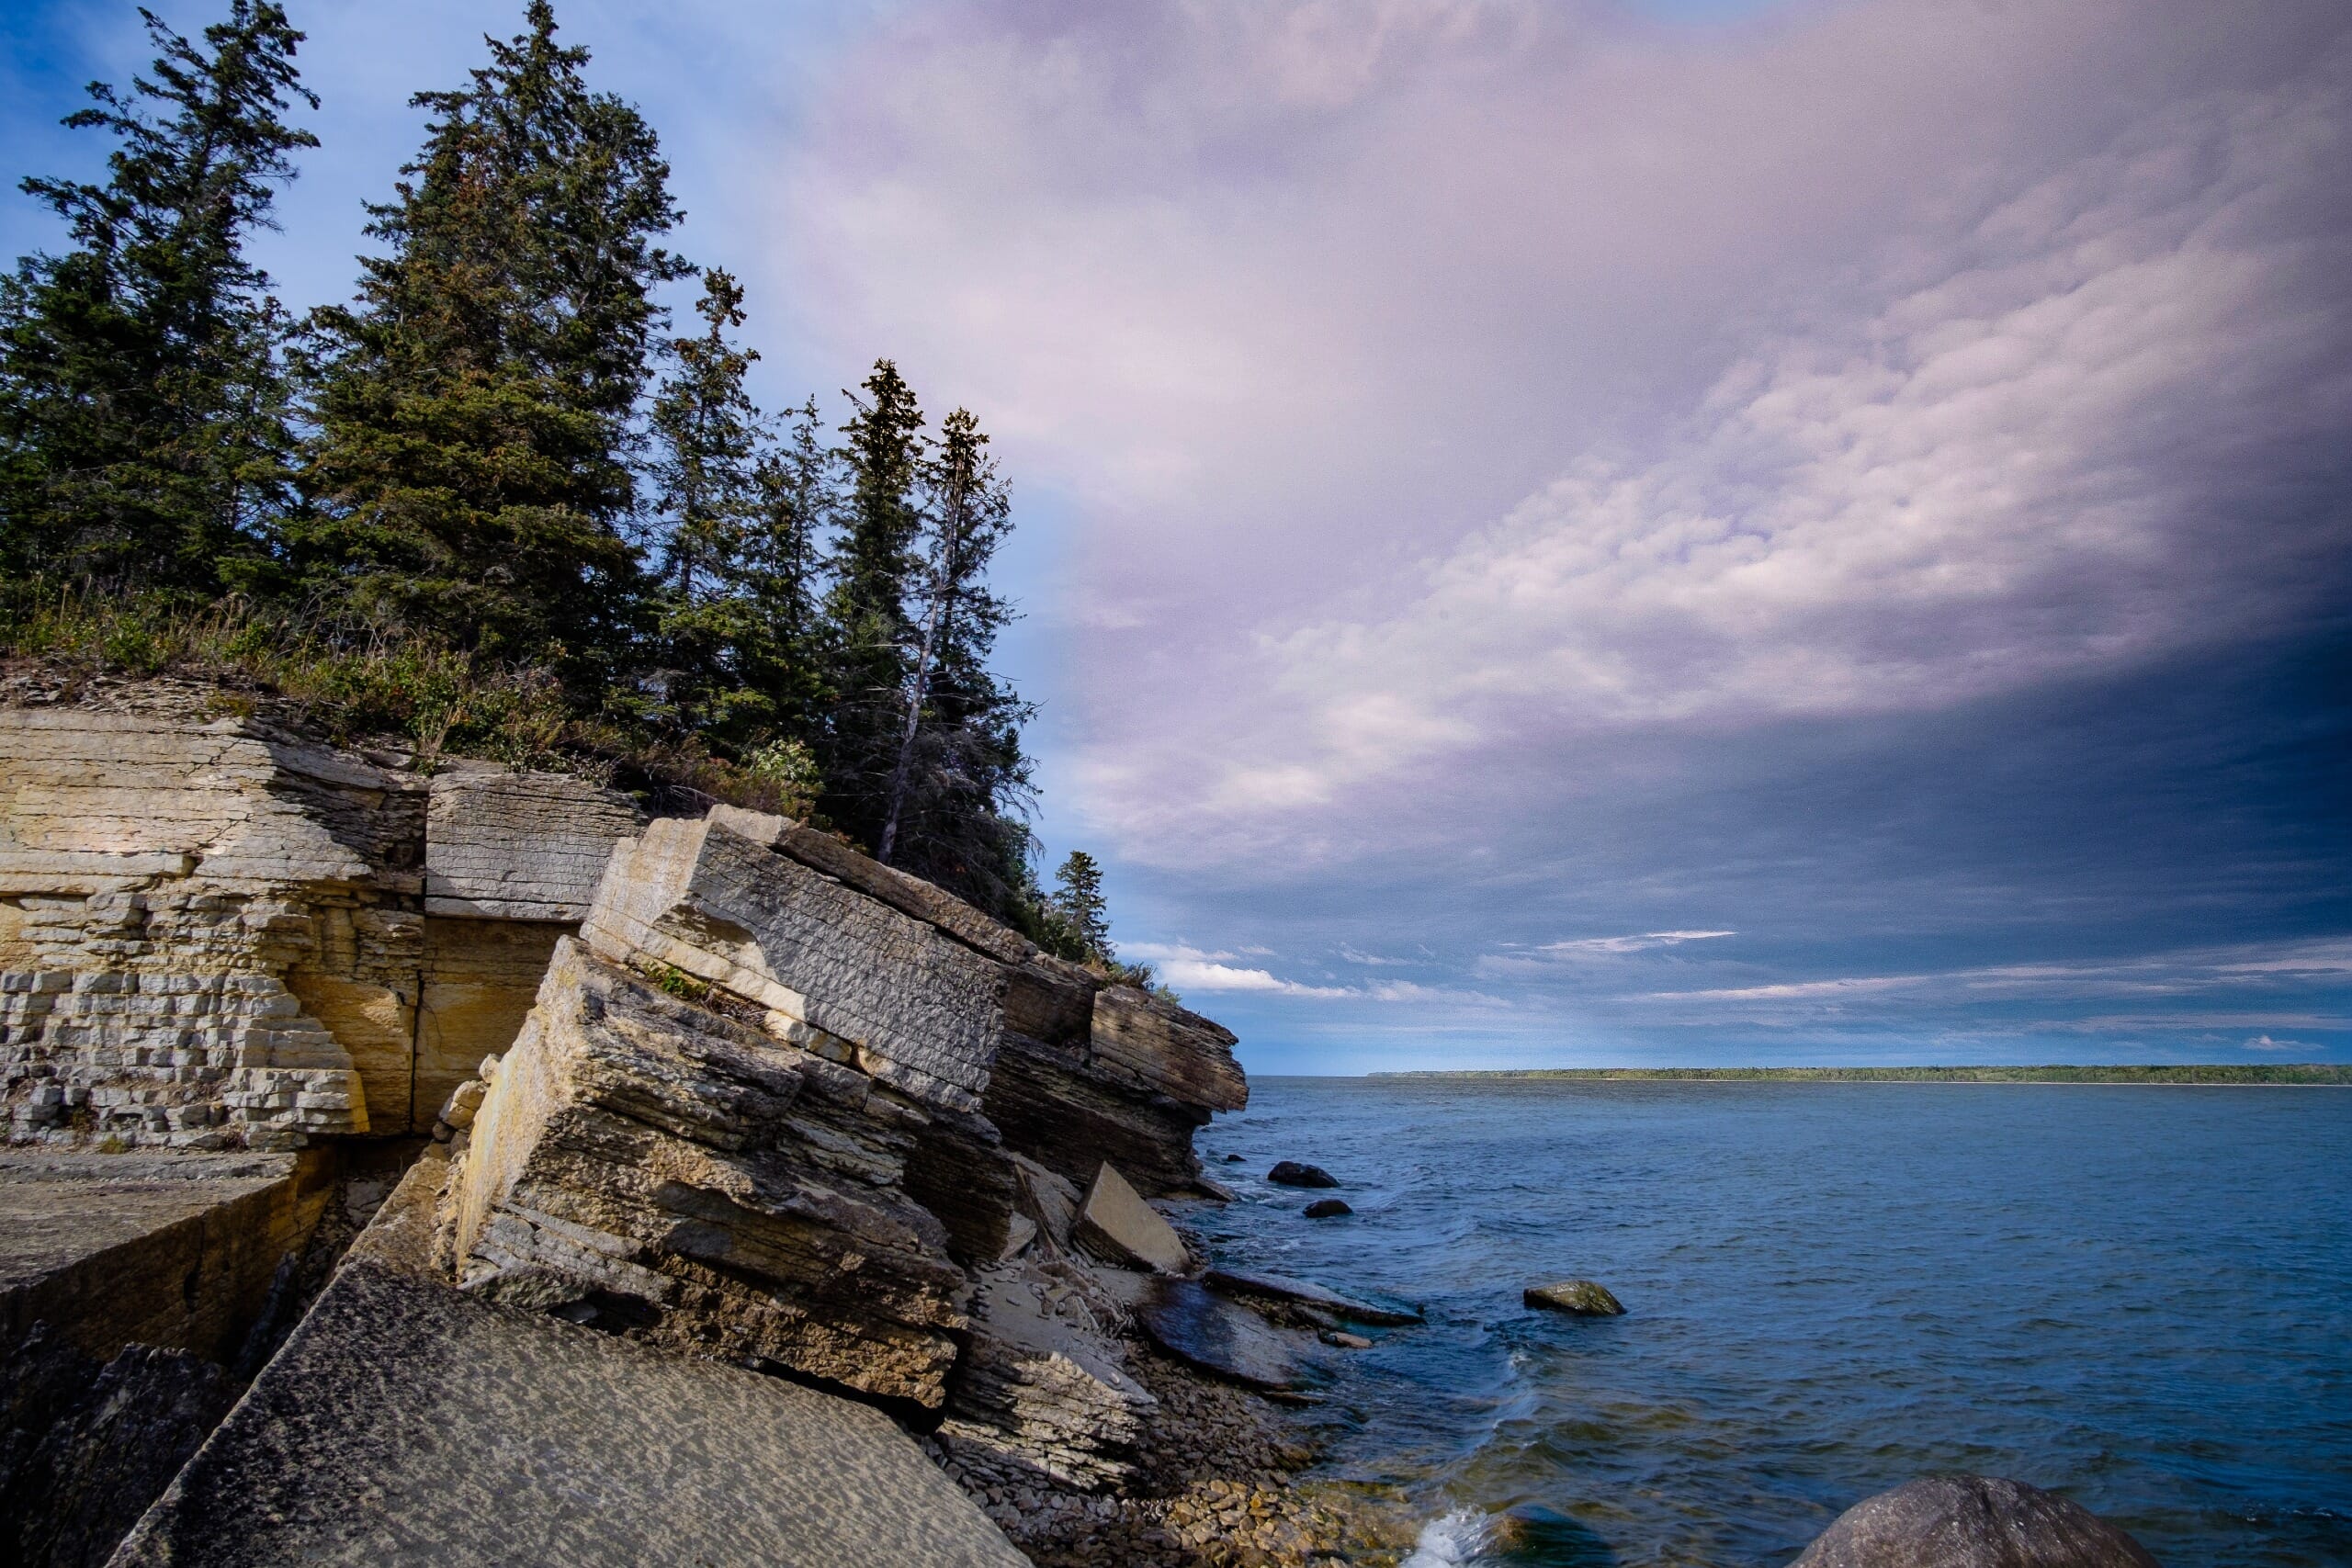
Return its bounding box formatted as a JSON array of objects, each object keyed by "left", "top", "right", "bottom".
[
  {"left": 582, "top": 815, "right": 1004, "bottom": 1112},
  {"left": 108, "top": 1256, "right": 1028, "bottom": 1568},
  {"left": 0, "top": 1150, "right": 332, "bottom": 1364},
  {"left": 1074, "top": 1161, "right": 1189, "bottom": 1275},
  {"left": 424, "top": 770, "right": 643, "bottom": 921},
  {"left": 453, "top": 939, "right": 970, "bottom": 1406}
]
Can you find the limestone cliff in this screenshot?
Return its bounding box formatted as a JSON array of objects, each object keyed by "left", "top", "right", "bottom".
[
  {"left": 0, "top": 702, "right": 640, "bottom": 1145},
  {"left": 1, "top": 689, "right": 1266, "bottom": 1559}
]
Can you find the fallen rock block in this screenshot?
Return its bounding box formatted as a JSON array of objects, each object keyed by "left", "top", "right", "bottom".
[
  {"left": 452, "top": 939, "right": 971, "bottom": 1407},
  {"left": 582, "top": 813, "right": 1004, "bottom": 1113},
  {"left": 1303, "top": 1198, "right": 1351, "bottom": 1218},
  {"left": 938, "top": 1260, "right": 1156, "bottom": 1492},
  {"left": 1204, "top": 1269, "right": 1423, "bottom": 1327},
  {"left": 1267, "top": 1160, "right": 1338, "bottom": 1188},
  {"left": 1, "top": 1149, "right": 335, "bottom": 1364},
  {"left": 1791, "top": 1475, "right": 2160, "bottom": 1568},
  {"left": 1524, "top": 1279, "right": 1625, "bottom": 1316},
  {"left": 1074, "top": 1162, "right": 1190, "bottom": 1275}
]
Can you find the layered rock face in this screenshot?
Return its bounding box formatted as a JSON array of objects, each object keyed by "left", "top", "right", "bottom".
[
  {"left": 4, "top": 696, "right": 1260, "bottom": 1530},
  {"left": 448, "top": 807, "right": 1250, "bottom": 1428},
  {"left": 0, "top": 705, "right": 639, "bottom": 1145}
]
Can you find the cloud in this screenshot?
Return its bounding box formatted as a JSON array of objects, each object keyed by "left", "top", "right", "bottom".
[
  {"left": 780, "top": 0, "right": 2351, "bottom": 873},
  {"left": 1157, "top": 959, "right": 1351, "bottom": 998},
  {"left": 1542, "top": 931, "right": 1738, "bottom": 955},
  {"left": 1122, "top": 941, "right": 1238, "bottom": 963},
  {"left": 2242, "top": 1033, "right": 2312, "bottom": 1052},
  {"left": 1339, "top": 945, "right": 1412, "bottom": 965}
]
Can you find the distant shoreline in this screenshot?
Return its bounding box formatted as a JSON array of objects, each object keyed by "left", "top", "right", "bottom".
[{"left": 1366, "top": 1065, "right": 2352, "bottom": 1085}]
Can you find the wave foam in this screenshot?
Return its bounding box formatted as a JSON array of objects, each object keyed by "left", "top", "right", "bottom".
[{"left": 1400, "top": 1508, "right": 1497, "bottom": 1566}]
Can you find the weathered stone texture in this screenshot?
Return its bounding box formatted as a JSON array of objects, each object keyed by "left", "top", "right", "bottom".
[
  {"left": 582, "top": 814, "right": 1004, "bottom": 1112},
  {"left": 1, "top": 1149, "right": 334, "bottom": 1365},
  {"left": 2, "top": 709, "right": 649, "bottom": 1139},
  {"left": 939, "top": 1259, "right": 1156, "bottom": 1492},
  {"left": 109, "top": 1238, "right": 1029, "bottom": 1565},
  {"left": 453, "top": 938, "right": 972, "bottom": 1406},
  {"left": 424, "top": 768, "right": 643, "bottom": 920}
]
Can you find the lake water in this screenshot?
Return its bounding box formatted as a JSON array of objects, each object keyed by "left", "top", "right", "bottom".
[{"left": 1190, "top": 1077, "right": 2352, "bottom": 1567}]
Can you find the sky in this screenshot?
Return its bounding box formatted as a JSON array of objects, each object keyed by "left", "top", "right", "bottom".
[{"left": 4, "top": 0, "right": 2346, "bottom": 1072}]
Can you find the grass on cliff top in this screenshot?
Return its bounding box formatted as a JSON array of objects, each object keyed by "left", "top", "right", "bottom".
[
  {"left": 1377, "top": 1065, "right": 2352, "bottom": 1084},
  {"left": 0, "top": 585, "right": 810, "bottom": 816}
]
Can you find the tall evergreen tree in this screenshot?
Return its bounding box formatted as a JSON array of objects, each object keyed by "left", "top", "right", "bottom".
[
  {"left": 0, "top": 0, "right": 316, "bottom": 591},
  {"left": 876, "top": 406, "right": 1034, "bottom": 913},
  {"left": 650, "top": 268, "right": 760, "bottom": 604},
  {"left": 738, "top": 398, "right": 834, "bottom": 746},
  {"left": 292, "top": 0, "right": 684, "bottom": 673},
  {"left": 1050, "top": 851, "right": 1113, "bottom": 966},
  {"left": 643, "top": 267, "right": 763, "bottom": 740},
  {"left": 819, "top": 358, "right": 926, "bottom": 842}
]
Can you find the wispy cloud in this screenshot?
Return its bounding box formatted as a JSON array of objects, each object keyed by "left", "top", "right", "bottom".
[{"left": 1543, "top": 931, "right": 1738, "bottom": 956}]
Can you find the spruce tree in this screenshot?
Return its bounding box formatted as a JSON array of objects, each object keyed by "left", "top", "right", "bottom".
[
  {"left": 738, "top": 399, "right": 835, "bottom": 748},
  {"left": 876, "top": 407, "right": 1034, "bottom": 912},
  {"left": 644, "top": 267, "right": 763, "bottom": 740},
  {"left": 819, "top": 359, "right": 926, "bottom": 843},
  {"left": 1051, "top": 852, "right": 1113, "bottom": 966},
  {"left": 292, "top": 0, "right": 684, "bottom": 673},
  {"left": 0, "top": 0, "right": 316, "bottom": 592}
]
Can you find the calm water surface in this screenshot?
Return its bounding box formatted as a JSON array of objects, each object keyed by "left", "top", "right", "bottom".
[{"left": 1191, "top": 1078, "right": 2352, "bottom": 1567}]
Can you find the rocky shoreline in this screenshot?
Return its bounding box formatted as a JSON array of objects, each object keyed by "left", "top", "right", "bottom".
[{"left": 0, "top": 688, "right": 1429, "bottom": 1567}]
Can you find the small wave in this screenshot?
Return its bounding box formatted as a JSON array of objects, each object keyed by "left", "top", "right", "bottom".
[{"left": 1400, "top": 1508, "right": 1498, "bottom": 1566}]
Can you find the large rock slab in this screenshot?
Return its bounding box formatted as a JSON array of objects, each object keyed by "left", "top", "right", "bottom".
[
  {"left": 110, "top": 1155, "right": 1027, "bottom": 1568},
  {"left": 453, "top": 938, "right": 971, "bottom": 1407},
  {"left": 1792, "top": 1476, "right": 2161, "bottom": 1568},
  {"left": 1205, "top": 1268, "right": 1424, "bottom": 1327},
  {"left": 424, "top": 769, "right": 643, "bottom": 921},
  {"left": 582, "top": 814, "right": 1004, "bottom": 1113},
  {"left": 0, "top": 1150, "right": 333, "bottom": 1364}
]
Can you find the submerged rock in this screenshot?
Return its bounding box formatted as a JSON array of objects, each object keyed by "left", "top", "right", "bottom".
[
  {"left": 1204, "top": 1268, "right": 1424, "bottom": 1326},
  {"left": 1524, "top": 1279, "right": 1626, "bottom": 1315},
  {"left": 1791, "top": 1475, "right": 2160, "bottom": 1567},
  {"left": 1302, "top": 1198, "right": 1351, "bottom": 1218},
  {"left": 1134, "top": 1278, "right": 1309, "bottom": 1391},
  {"left": 1266, "top": 1161, "right": 1339, "bottom": 1188}
]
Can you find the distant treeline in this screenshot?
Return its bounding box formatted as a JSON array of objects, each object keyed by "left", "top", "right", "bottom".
[
  {"left": 1379, "top": 1066, "right": 2352, "bottom": 1085},
  {"left": 0, "top": 1, "right": 1147, "bottom": 980}
]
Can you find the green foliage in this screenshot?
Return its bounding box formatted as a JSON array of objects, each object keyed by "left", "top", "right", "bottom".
[
  {"left": 1050, "top": 852, "right": 1113, "bottom": 964},
  {"left": 0, "top": 0, "right": 1142, "bottom": 963},
  {"left": 288, "top": 0, "right": 682, "bottom": 672},
  {"left": 0, "top": 0, "right": 316, "bottom": 592}
]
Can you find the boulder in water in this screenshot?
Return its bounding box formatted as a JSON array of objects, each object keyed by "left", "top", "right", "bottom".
[
  {"left": 1302, "top": 1198, "right": 1351, "bottom": 1218},
  {"left": 1523, "top": 1280, "right": 1625, "bottom": 1315},
  {"left": 1792, "top": 1475, "right": 2160, "bottom": 1567},
  {"left": 1267, "top": 1160, "right": 1339, "bottom": 1188}
]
